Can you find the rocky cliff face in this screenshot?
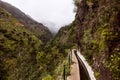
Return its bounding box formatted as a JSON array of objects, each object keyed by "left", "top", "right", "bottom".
[
  {"left": 0, "top": 1, "right": 52, "bottom": 43},
  {"left": 75, "top": 0, "right": 120, "bottom": 80}
]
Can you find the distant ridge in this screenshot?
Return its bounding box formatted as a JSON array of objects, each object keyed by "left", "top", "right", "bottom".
[{"left": 0, "top": 0, "right": 53, "bottom": 43}]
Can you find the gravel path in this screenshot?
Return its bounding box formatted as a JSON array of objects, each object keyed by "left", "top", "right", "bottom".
[{"left": 67, "top": 50, "right": 80, "bottom": 80}]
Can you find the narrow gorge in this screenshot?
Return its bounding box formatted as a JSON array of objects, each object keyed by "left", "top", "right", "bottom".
[{"left": 0, "top": 0, "right": 120, "bottom": 80}]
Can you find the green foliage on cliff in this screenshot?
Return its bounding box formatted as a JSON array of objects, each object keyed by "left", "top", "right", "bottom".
[
  {"left": 106, "top": 52, "right": 120, "bottom": 80},
  {"left": 74, "top": 0, "right": 120, "bottom": 80}
]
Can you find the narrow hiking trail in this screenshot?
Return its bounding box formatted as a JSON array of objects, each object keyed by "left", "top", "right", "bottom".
[
  {"left": 67, "top": 50, "right": 80, "bottom": 80},
  {"left": 67, "top": 49, "right": 96, "bottom": 80}
]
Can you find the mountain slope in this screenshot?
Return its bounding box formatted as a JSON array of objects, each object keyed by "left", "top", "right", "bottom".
[
  {"left": 51, "top": 22, "right": 77, "bottom": 49},
  {"left": 0, "top": 1, "right": 52, "bottom": 43},
  {"left": 0, "top": 6, "right": 68, "bottom": 80},
  {"left": 0, "top": 6, "right": 46, "bottom": 80}
]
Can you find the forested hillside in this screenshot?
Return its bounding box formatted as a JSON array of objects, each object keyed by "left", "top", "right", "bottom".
[
  {"left": 50, "top": 22, "right": 77, "bottom": 50},
  {"left": 0, "top": 6, "right": 67, "bottom": 80},
  {"left": 0, "top": 7, "right": 43, "bottom": 79},
  {"left": 0, "top": 1, "right": 52, "bottom": 43}
]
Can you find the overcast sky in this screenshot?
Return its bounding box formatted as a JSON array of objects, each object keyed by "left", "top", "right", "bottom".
[{"left": 2, "top": 0, "right": 76, "bottom": 32}]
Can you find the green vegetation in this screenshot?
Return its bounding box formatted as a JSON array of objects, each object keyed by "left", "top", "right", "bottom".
[
  {"left": 51, "top": 22, "right": 77, "bottom": 49},
  {"left": 74, "top": 0, "right": 120, "bottom": 80},
  {"left": 0, "top": 7, "right": 71, "bottom": 80},
  {"left": 94, "top": 71, "right": 100, "bottom": 79},
  {"left": 1, "top": 0, "right": 120, "bottom": 80},
  {"left": 105, "top": 53, "right": 120, "bottom": 80},
  {"left": 74, "top": 0, "right": 80, "bottom": 6},
  {"left": 0, "top": 7, "right": 43, "bottom": 80},
  {"left": 0, "top": 1, "right": 52, "bottom": 44},
  {"left": 42, "top": 75, "right": 54, "bottom": 80}
]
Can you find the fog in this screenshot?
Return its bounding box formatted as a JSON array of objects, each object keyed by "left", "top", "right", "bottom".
[{"left": 2, "top": 0, "right": 76, "bottom": 33}]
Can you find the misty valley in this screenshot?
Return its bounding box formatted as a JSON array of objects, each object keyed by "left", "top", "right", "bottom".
[{"left": 0, "top": 0, "right": 120, "bottom": 80}]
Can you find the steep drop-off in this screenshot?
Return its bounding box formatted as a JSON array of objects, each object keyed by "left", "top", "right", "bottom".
[{"left": 0, "top": 1, "right": 52, "bottom": 43}]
